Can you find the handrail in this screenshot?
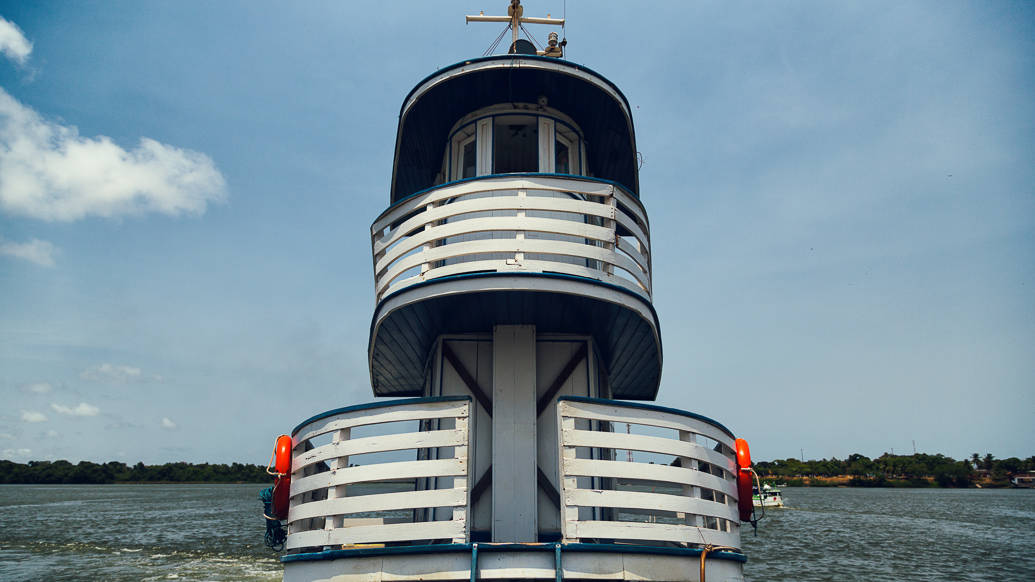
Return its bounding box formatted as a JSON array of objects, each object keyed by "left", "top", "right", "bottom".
[
  {"left": 557, "top": 398, "right": 743, "bottom": 551},
  {"left": 286, "top": 397, "right": 472, "bottom": 551},
  {"left": 370, "top": 175, "right": 652, "bottom": 304}
]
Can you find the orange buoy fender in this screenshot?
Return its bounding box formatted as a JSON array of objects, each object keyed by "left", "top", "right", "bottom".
[
  {"left": 271, "top": 435, "right": 292, "bottom": 520},
  {"left": 735, "top": 438, "right": 754, "bottom": 522}
]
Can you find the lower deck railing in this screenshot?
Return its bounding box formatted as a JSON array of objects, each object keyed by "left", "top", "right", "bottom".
[
  {"left": 557, "top": 397, "right": 741, "bottom": 549},
  {"left": 284, "top": 396, "right": 741, "bottom": 553},
  {"left": 286, "top": 397, "right": 471, "bottom": 551}
]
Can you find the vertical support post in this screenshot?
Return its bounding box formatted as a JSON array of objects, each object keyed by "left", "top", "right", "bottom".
[
  {"left": 515, "top": 189, "right": 526, "bottom": 263},
  {"left": 680, "top": 430, "right": 703, "bottom": 529},
  {"left": 605, "top": 188, "right": 617, "bottom": 277},
  {"left": 452, "top": 402, "right": 472, "bottom": 543},
  {"left": 326, "top": 427, "right": 351, "bottom": 533},
  {"left": 491, "top": 325, "right": 537, "bottom": 542},
  {"left": 557, "top": 402, "right": 579, "bottom": 542}
]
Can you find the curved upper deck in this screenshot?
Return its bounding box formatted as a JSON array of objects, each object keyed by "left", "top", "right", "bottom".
[
  {"left": 369, "top": 53, "right": 661, "bottom": 401},
  {"left": 390, "top": 55, "right": 639, "bottom": 203}
]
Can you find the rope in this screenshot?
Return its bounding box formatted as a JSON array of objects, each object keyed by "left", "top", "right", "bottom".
[
  {"left": 519, "top": 23, "right": 544, "bottom": 51},
  {"left": 484, "top": 24, "right": 510, "bottom": 56},
  {"left": 699, "top": 544, "right": 740, "bottom": 582}
]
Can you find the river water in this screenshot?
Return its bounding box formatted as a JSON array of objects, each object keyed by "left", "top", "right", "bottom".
[{"left": 0, "top": 484, "right": 1032, "bottom": 581}]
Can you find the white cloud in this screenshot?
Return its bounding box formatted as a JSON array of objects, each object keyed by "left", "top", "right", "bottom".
[
  {"left": 50, "top": 402, "right": 100, "bottom": 417},
  {"left": 2, "top": 448, "right": 32, "bottom": 458},
  {"left": 24, "top": 381, "right": 54, "bottom": 393},
  {"left": 0, "top": 16, "right": 32, "bottom": 66},
  {"left": 0, "top": 87, "right": 227, "bottom": 222},
  {"left": 161, "top": 417, "right": 177, "bottom": 430},
  {"left": 0, "top": 432, "right": 14, "bottom": 439},
  {"left": 20, "top": 410, "right": 46, "bottom": 423},
  {"left": 45, "top": 430, "right": 58, "bottom": 438},
  {"left": 80, "top": 363, "right": 161, "bottom": 383},
  {"left": 0, "top": 236, "right": 57, "bottom": 266}
]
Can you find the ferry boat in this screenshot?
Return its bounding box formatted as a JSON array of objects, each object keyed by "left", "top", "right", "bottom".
[
  {"left": 263, "top": 3, "right": 761, "bottom": 581},
  {"left": 753, "top": 484, "right": 785, "bottom": 508}
]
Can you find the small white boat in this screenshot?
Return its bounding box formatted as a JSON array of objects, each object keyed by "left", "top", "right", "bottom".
[{"left": 753, "top": 484, "right": 785, "bottom": 508}]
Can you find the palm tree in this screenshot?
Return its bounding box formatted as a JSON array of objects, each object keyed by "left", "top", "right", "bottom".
[{"left": 971, "top": 453, "right": 981, "bottom": 471}]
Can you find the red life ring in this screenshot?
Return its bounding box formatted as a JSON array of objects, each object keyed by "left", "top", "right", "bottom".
[
  {"left": 734, "top": 438, "right": 754, "bottom": 522},
  {"left": 271, "top": 435, "right": 292, "bottom": 520}
]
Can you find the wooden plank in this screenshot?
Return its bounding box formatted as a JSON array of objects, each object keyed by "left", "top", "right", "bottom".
[
  {"left": 491, "top": 325, "right": 538, "bottom": 542},
  {"left": 558, "top": 414, "right": 579, "bottom": 542},
  {"left": 563, "top": 489, "right": 739, "bottom": 522},
  {"left": 563, "top": 458, "right": 733, "bottom": 495},
  {"left": 379, "top": 238, "right": 646, "bottom": 289},
  {"left": 291, "top": 458, "right": 467, "bottom": 497},
  {"left": 470, "top": 466, "right": 492, "bottom": 505},
  {"left": 286, "top": 520, "right": 466, "bottom": 550},
  {"left": 289, "top": 487, "right": 467, "bottom": 523},
  {"left": 374, "top": 195, "right": 617, "bottom": 258},
  {"left": 535, "top": 342, "right": 587, "bottom": 416},
  {"left": 560, "top": 400, "right": 734, "bottom": 449},
  {"left": 442, "top": 342, "right": 493, "bottom": 416},
  {"left": 611, "top": 188, "right": 649, "bottom": 232},
  {"left": 293, "top": 400, "right": 469, "bottom": 445},
  {"left": 295, "top": 429, "right": 467, "bottom": 473},
  {"left": 371, "top": 163, "right": 629, "bottom": 235},
  {"left": 614, "top": 209, "right": 650, "bottom": 254},
  {"left": 561, "top": 429, "right": 733, "bottom": 475},
  {"left": 376, "top": 215, "right": 615, "bottom": 272},
  {"left": 616, "top": 237, "right": 649, "bottom": 273},
  {"left": 536, "top": 466, "right": 561, "bottom": 509},
  {"left": 571, "top": 520, "right": 740, "bottom": 548},
  {"left": 385, "top": 258, "right": 648, "bottom": 300}
]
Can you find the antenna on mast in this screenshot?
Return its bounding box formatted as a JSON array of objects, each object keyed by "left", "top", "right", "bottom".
[{"left": 467, "top": 1, "right": 566, "bottom": 57}]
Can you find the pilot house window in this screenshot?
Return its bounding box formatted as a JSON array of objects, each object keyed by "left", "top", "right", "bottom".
[
  {"left": 493, "top": 116, "right": 538, "bottom": 174},
  {"left": 447, "top": 109, "right": 584, "bottom": 180}
]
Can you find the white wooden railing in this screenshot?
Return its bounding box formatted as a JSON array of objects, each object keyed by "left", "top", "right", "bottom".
[
  {"left": 286, "top": 397, "right": 471, "bottom": 551},
  {"left": 371, "top": 175, "right": 652, "bottom": 303},
  {"left": 557, "top": 397, "right": 742, "bottom": 549}
]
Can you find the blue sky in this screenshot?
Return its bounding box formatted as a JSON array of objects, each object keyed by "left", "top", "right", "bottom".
[{"left": 1, "top": 1, "right": 1032, "bottom": 465}]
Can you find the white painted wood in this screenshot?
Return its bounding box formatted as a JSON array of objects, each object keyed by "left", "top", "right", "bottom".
[
  {"left": 562, "top": 429, "right": 733, "bottom": 476},
  {"left": 294, "top": 429, "right": 466, "bottom": 473},
  {"left": 614, "top": 209, "right": 650, "bottom": 254},
  {"left": 379, "top": 258, "right": 648, "bottom": 303},
  {"left": 376, "top": 195, "right": 618, "bottom": 264},
  {"left": 286, "top": 519, "right": 466, "bottom": 550},
  {"left": 379, "top": 215, "right": 616, "bottom": 269},
  {"left": 563, "top": 458, "right": 731, "bottom": 494},
  {"left": 476, "top": 118, "right": 492, "bottom": 176},
  {"left": 291, "top": 458, "right": 466, "bottom": 498},
  {"left": 558, "top": 400, "right": 735, "bottom": 453},
  {"left": 558, "top": 414, "right": 579, "bottom": 542},
  {"left": 451, "top": 413, "right": 470, "bottom": 543},
  {"left": 564, "top": 489, "right": 740, "bottom": 523},
  {"left": 292, "top": 400, "right": 469, "bottom": 447},
  {"left": 372, "top": 176, "right": 632, "bottom": 244},
  {"left": 573, "top": 520, "right": 740, "bottom": 548},
  {"left": 289, "top": 487, "right": 468, "bottom": 523},
  {"left": 492, "top": 325, "right": 538, "bottom": 542},
  {"left": 379, "top": 238, "right": 648, "bottom": 292}
]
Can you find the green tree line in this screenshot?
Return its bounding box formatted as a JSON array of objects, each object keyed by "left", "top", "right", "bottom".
[
  {"left": 756, "top": 452, "right": 1035, "bottom": 487},
  {"left": 0, "top": 460, "right": 270, "bottom": 484}
]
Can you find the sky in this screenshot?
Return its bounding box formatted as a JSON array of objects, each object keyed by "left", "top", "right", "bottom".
[{"left": 0, "top": 1, "right": 1032, "bottom": 466}]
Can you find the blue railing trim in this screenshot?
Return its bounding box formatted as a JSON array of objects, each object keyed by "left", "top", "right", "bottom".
[
  {"left": 558, "top": 396, "right": 736, "bottom": 440},
  {"left": 281, "top": 542, "right": 746, "bottom": 564},
  {"left": 291, "top": 395, "right": 472, "bottom": 437},
  {"left": 377, "top": 172, "right": 642, "bottom": 221}
]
